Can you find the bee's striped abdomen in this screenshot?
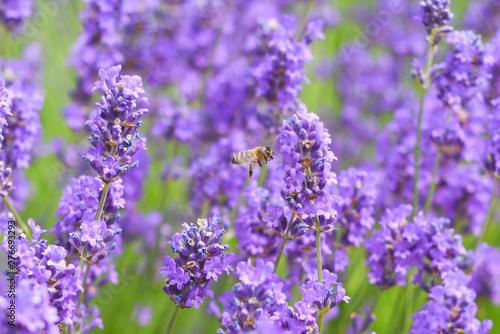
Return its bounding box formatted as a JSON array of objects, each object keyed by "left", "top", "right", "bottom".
[{"left": 232, "top": 150, "right": 253, "bottom": 165}]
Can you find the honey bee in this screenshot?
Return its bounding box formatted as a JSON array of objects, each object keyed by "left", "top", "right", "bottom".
[{"left": 231, "top": 146, "right": 274, "bottom": 178}]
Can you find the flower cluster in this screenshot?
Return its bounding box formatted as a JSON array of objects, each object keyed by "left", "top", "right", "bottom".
[
  {"left": 334, "top": 167, "right": 378, "bottom": 247},
  {"left": 410, "top": 271, "right": 492, "bottom": 334},
  {"left": 0, "top": 79, "right": 10, "bottom": 151},
  {"left": 365, "top": 205, "right": 468, "bottom": 290},
  {"left": 249, "top": 17, "right": 323, "bottom": 119},
  {"left": 161, "top": 217, "right": 236, "bottom": 309},
  {"left": 0, "top": 0, "right": 34, "bottom": 32},
  {"left": 484, "top": 109, "right": 500, "bottom": 176},
  {"left": 0, "top": 45, "right": 43, "bottom": 206},
  {"left": 434, "top": 30, "right": 494, "bottom": 109},
  {"left": 1, "top": 219, "right": 83, "bottom": 327},
  {"left": 299, "top": 270, "right": 350, "bottom": 317},
  {"left": 419, "top": 0, "right": 453, "bottom": 43},
  {"left": 68, "top": 212, "right": 121, "bottom": 262},
  {"left": 465, "top": 0, "right": 500, "bottom": 37},
  {"left": 217, "top": 259, "right": 288, "bottom": 333},
  {"left": 277, "top": 103, "right": 337, "bottom": 232},
  {"left": 0, "top": 279, "right": 60, "bottom": 333},
  {"left": 52, "top": 175, "right": 125, "bottom": 245},
  {"left": 235, "top": 179, "right": 283, "bottom": 259},
  {"left": 84, "top": 65, "right": 149, "bottom": 183},
  {"left": 469, "top": 243, "right": 500, "bottom": 304}
]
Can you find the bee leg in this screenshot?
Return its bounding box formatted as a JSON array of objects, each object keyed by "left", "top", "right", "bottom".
[
  {"left": 248, "top": 163, "right": 253, "bottom": 179},
  {"left": 258, "top": 160, "right": 262, "bottom": 168}
]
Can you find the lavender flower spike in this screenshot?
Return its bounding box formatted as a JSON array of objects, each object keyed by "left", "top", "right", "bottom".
[
  {"left": 84, "top": 65, "right": 149, "bottom": 183},
  {"left": 300, "top": 269, "right": 350, "bottom": 316},
  {"left": 419, "top": 0, "right": 454, "bottom": 44},
  {"left": 161, "top": 216, "right": 236, "bottom": 309},
  {"left": 410, "top": 271, "right": 492, "bottom": 334},
  {"left": 277, "top": 102, "right": 338, "bottom": 232}
]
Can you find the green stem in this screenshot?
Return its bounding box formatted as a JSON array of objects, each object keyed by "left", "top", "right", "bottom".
[
  {"left": 424, "top": 149, "right": 442, "bottom": 214},
  {"left": 77, "top": 263, "right": 91, "bottom": 312},
  {"left": 3, "top": 196, "right": 31, "bottom": 241},
  {"left": 165, "top": 304, "right": 180, "bottom": 334},
  {"left": 297, "top": 0, "right": 314, "bottom": 42},
  {"left": 274, "top": 215, "right": 294, "bottom": 272},
  {"left": 314, "top": 216, "right": 323, "bottom": 282},
  {"left": 475, "top": 178, "right": 499, "bottom": 249},
  {"left": 411, "top": 44, "right": 436, "bottom": 219},
  {"left": 412, "top": 87, "right": 425, "bottom": 218},
  {"left": 316, "top": 229, "right": 322, "bottom": 281},
  {"left": 95, "top": 182, "right": 111, "bottom": 220},
  {"left": 318, "top": 314, "right": 324, "bottom": 334}
]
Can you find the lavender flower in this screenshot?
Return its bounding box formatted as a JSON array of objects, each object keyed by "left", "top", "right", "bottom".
[
  {"left": 1, "top": 219, "right": 83, "bottom": 326},
  {"left": 52, "top": 175, "right": 125, "bottom": 245},
  {"left": 0, "top": 279, "right": 60, "bottom": 333},
  {"left": 0, "top": 79, "right": 11, "bottom": 151},
  {"left": 434, "top": 30, "right": 494, "bottom": 109},
  {"left": 365, "top": 205, "right": 469, "bottom": 290},
  {"left": 346, "top": 306, "right": 376, "bottom": 334},
  {"left": 0, "top": 0, "right": 34, "bottom": 33},
  {"left": 217, "top": 259, "right": 288, "bottom": 333},
  {"left": 84, "top": 65, "right": 149, "bottom": 183},
  {"left": 365, "top": 205, "right": 414, "bottom": 289},
  {"left": 249, "top": 16, "right": 320, "bottom": 120},
  {"left": 277, "top": 103, "right": 337, "bottom": 232},
  {"left": 465, "top": 0, "right": 500, "bottom": 37},
  {"left": 0, "top": 45, "right": 43, "bottom": 170},
  {"left": 410, "top": 271, "right": 492, "bottom": 334},
  {"left": 300, "top": 269, "right": 350, "bottom": 316},
  {"left": 469, "top": 243, "right": 500, "bottom": 304},
  {"left": 419, "top": 0, "right": 453, "bottom": 44},
  {"left": 68, "top": 212, "right": 121, "bottom": 261},
  {"left": 235, "top": 180, "right": 282, "bottom": 259},
  {"left": 484, "top": 108, "right": 500, "bottom": 176},
  {"left": 334, "top": 167, "right": 378, "bottom": 247},
  {"left": 161, "top": 216, "right": 235, "bottom": 309}
]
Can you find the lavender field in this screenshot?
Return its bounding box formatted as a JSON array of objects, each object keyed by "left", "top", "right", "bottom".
[{"left": 1, "top": 0, "right": 500, "bottom": 333}]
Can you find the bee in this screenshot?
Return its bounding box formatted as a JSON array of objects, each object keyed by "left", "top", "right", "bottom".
[{"left": 232, "top": 146, "right": 274, "bottom": 178}]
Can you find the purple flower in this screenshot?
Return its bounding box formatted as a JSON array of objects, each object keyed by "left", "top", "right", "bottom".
[
  {"left": 434, "top": 30, "right": 494, "bottom": 109},
  {"left": 300, "top": 269, "right": 350, "bottom": 314},
  {"left": 419, "top": 0, "right": 454, "bottom": 43},
  {"left": 0, "top": 45, "right": 43, "bottom": 206},
  {"left": 84, "top": 65, "right": 149, "bottom": 183},
  {"left": 0, "top": 279, "right": 60, "bottom": 333},
  {"left": 217, "top": 259, "right": 288, "bottom": 333},
  {"left": 68, "top": 212, "right": 120, "bottom": 261},
  {"left": 0, "top": 0, "right": 34, "bottom": 33},
  {"left": 469, "top": 243, "right": 500, "bottom": 304},
  {"left": 334, "top": 167, "right": 378, "bottom": 247},
  {"left": 346, "top": 306, "right": 376, "bottom": 334},
  {"left": 365, "top": 205, "right": 469, "bottom": 290},
  {"left": 0, "top": 79, "right": 11, "bottom": 151},
  {"left": 235, "top": 176, "right": 286, "bottom": 259},
  {"left": 277, "top": 103, "right": 338, "bottom": 232},
  {"left": 465, "top": 0, "right": 500, "bottom": 38},
  {"left": 161, "top": 216, "right": 235, "bottom": 309},
  {"left": 132, "top": 305, "right": 152, "bottom": 327},
  {"left": 410, "top": 271, "right": 492, "bottom": 334},
  {"left": 249, "top": 16, "right": 321, "bottom": 120},
  {"left": 484, "top": 108, "right": 500, "bottom": 176},
  {"left": 52, "top": 175, "right": 124, "bottom": 246},
  {"left": 1, "top": 219, "right": 84, "bottom": 326},
  {"left": 0, "top": 45, "right": 43, "bottom": 170}
]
